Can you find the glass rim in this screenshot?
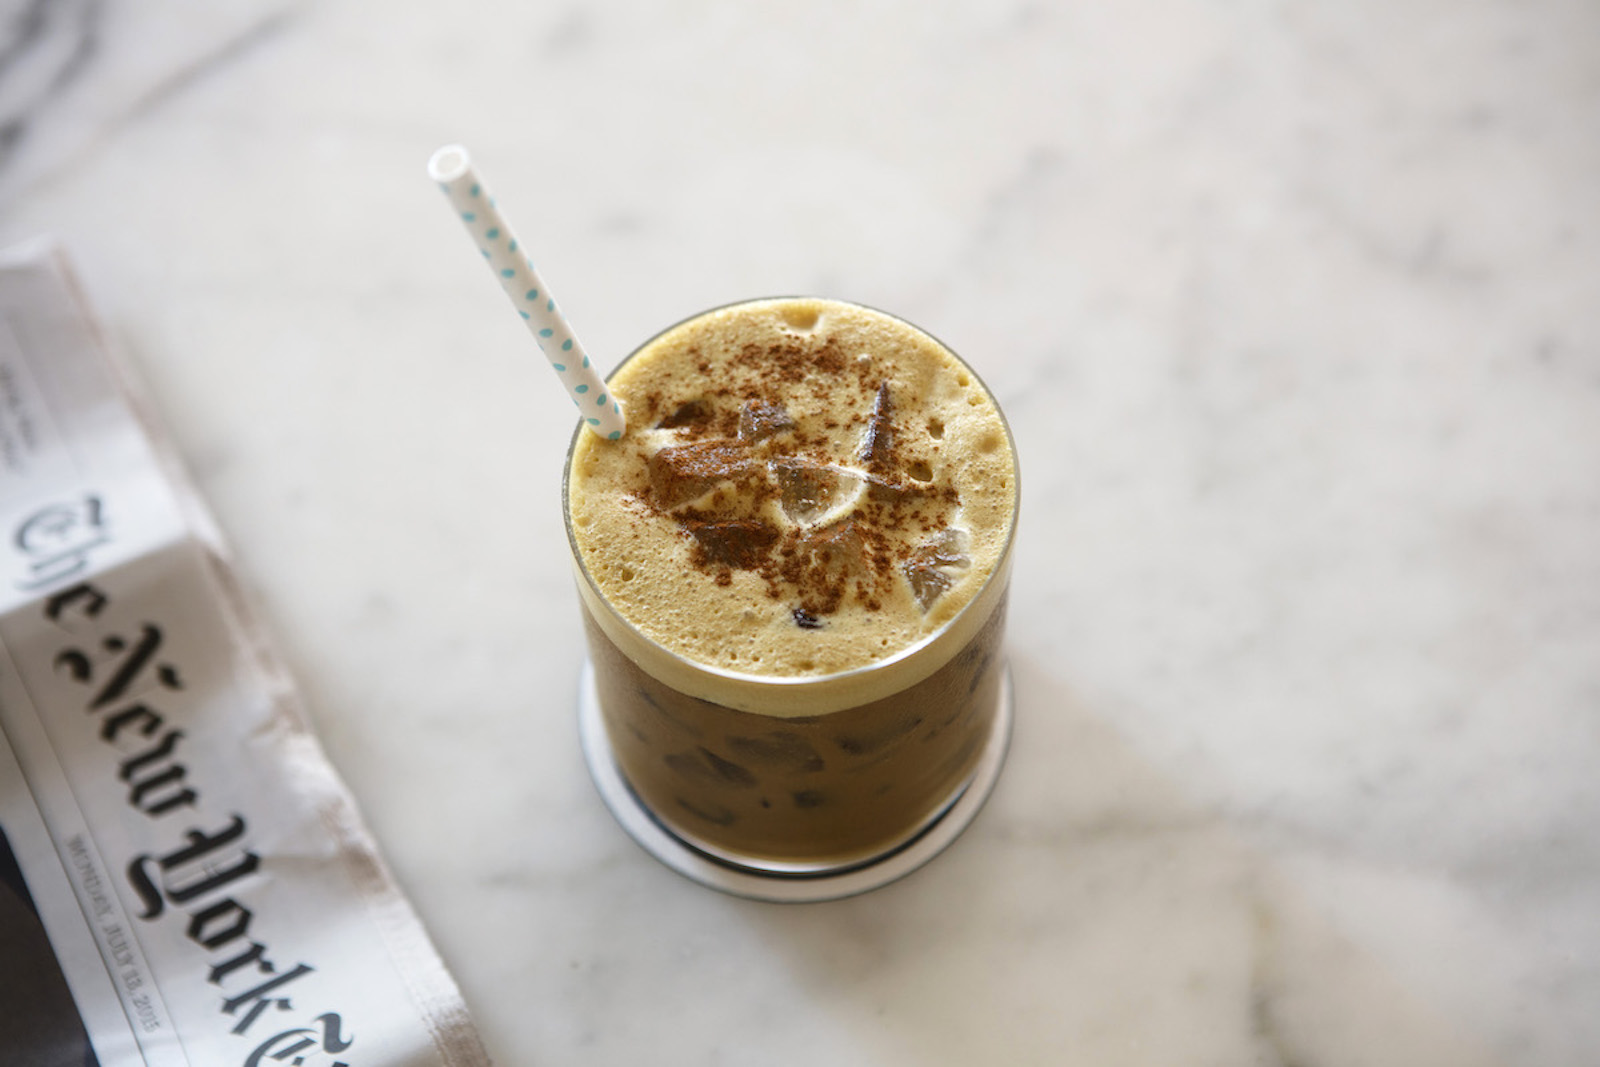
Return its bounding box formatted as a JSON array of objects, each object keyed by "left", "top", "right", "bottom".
[{"left": 561, "top": 295, "right": 1020, "bottom": 695}]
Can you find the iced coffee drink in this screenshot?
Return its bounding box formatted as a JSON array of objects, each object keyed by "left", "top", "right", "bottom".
[{"left": 565, "top": 298, "right": 1017, "bottom": 874}]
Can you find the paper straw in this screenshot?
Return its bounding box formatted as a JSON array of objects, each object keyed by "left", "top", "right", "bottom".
[{"left": 427, "top": 144, "right": 625, "bottom": 440}]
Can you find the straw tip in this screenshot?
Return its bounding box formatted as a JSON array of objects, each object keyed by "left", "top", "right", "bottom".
[{"left": 428, "top": 144, "right": 472, "bottom": 182}]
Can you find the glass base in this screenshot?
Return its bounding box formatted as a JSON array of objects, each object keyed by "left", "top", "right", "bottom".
[{"left": 577, "top": 659, "right": 1014, "bottom": 903}]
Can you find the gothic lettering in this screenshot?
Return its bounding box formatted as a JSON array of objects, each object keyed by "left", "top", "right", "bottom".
[{"left": 46, "top": 580, "right": 356, "bottom": 1064}]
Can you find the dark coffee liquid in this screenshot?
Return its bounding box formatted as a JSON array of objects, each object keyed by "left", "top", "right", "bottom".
[{"left": 585, "top": 590, "right": 1008, "bottom": 868}]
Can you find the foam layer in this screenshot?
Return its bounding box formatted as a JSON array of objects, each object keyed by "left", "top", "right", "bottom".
[{"left": 565, "top": 298, "right": 1017, "bottom": 713}]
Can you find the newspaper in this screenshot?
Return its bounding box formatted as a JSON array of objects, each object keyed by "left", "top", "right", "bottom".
[{"left": 0, "top": 240, "right": 493, "bottom": 1067}]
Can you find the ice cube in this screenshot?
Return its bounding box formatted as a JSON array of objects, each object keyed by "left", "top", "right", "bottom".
[
  {"left": 684, "top": 518, "right": 779, "bottom": 569},
  {"left": 648, "top": 439, "right": 752, "bottom": 509},
  {"left": 919, "top": 528, "right": 969, "bottom": 566},
  {"left": 860, "top": 382, "right": 894, "bottom": 470},
  {"left": 903, "top": 528, "right": 971, "bottom": 611},
  {"left": 863, "top": 472, "right": 934, "bottom": 505},
  {"left": 771, "top": 458, "right": 858, "bottom": 523},
  {"left": 905, "top": 564, "right": 952, "bottom": 611},
  {"left": 833, "top": 711, "right": 925, "bottom": 756},
  {"left": 664, "top": 746, "right": 758, "bottom": 788},
  {"left": 677, "top": 798, "right": 738, "bottom": 827},
  {"left": 801, "top": 520, "right": 869, "bottom": 580},
  {"left": 728, "top": 732, "right": 825, "bottom": 773},
  {"left": 738, "top": 399, "right": 794, "bottom": 443},
  {"left": 657, "top": 398, "right": 714, "bottom": 430}
]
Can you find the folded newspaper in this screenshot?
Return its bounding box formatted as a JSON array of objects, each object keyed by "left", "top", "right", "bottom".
[{"left": 0, "top": 241, "right": 493, "bottom": 1067}]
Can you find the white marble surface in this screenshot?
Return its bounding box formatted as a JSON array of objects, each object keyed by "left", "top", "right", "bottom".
[{"left": 5, "top": 0, "right": 1599, "bottom": 1063}]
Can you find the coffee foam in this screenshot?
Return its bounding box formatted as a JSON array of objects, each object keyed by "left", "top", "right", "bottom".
[{"left": 565, "top": 298, "right": 1017, "bottom": 716}]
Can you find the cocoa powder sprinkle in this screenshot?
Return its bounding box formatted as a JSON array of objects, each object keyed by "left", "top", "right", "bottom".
[{"left": 630, "top": 332, "right": 959, "bottom": 620}]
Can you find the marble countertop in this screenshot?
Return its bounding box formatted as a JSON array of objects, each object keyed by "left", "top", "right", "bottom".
[{"left": 5, "top": 1, "right": 1597, "bottom": 1063}]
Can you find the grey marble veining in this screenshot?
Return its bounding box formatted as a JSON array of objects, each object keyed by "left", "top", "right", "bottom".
[
  {"left": 0, "top": 0, "right": 297, "bottom": 202},
  {"left": 0, "top": 0, "right": 100, "bottom": 164},
  {"left": 2, "top": 0, "right": 1597, "bottom": 1063}
]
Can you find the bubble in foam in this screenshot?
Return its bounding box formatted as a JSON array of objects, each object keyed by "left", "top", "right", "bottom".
[{"left": 781, "top": 305, "right": 820, "bottom": 332}]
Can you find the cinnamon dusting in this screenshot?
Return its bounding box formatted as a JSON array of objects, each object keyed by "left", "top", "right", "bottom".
[
  {"left": 632, "top": 338, "right": 960, "bottom": 622},
  {"left": 567, "top": 297, "right": 1016, "bottom": 678}
]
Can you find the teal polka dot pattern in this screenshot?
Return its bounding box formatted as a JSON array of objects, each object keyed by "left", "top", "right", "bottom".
[{"left": 430, "top": 143, "right": 625, "bottom": 441}]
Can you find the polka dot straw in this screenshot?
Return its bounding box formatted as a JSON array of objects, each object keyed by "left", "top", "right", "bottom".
[{"left": 427, "top": 144, "right": 625, "bottom": 441}]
